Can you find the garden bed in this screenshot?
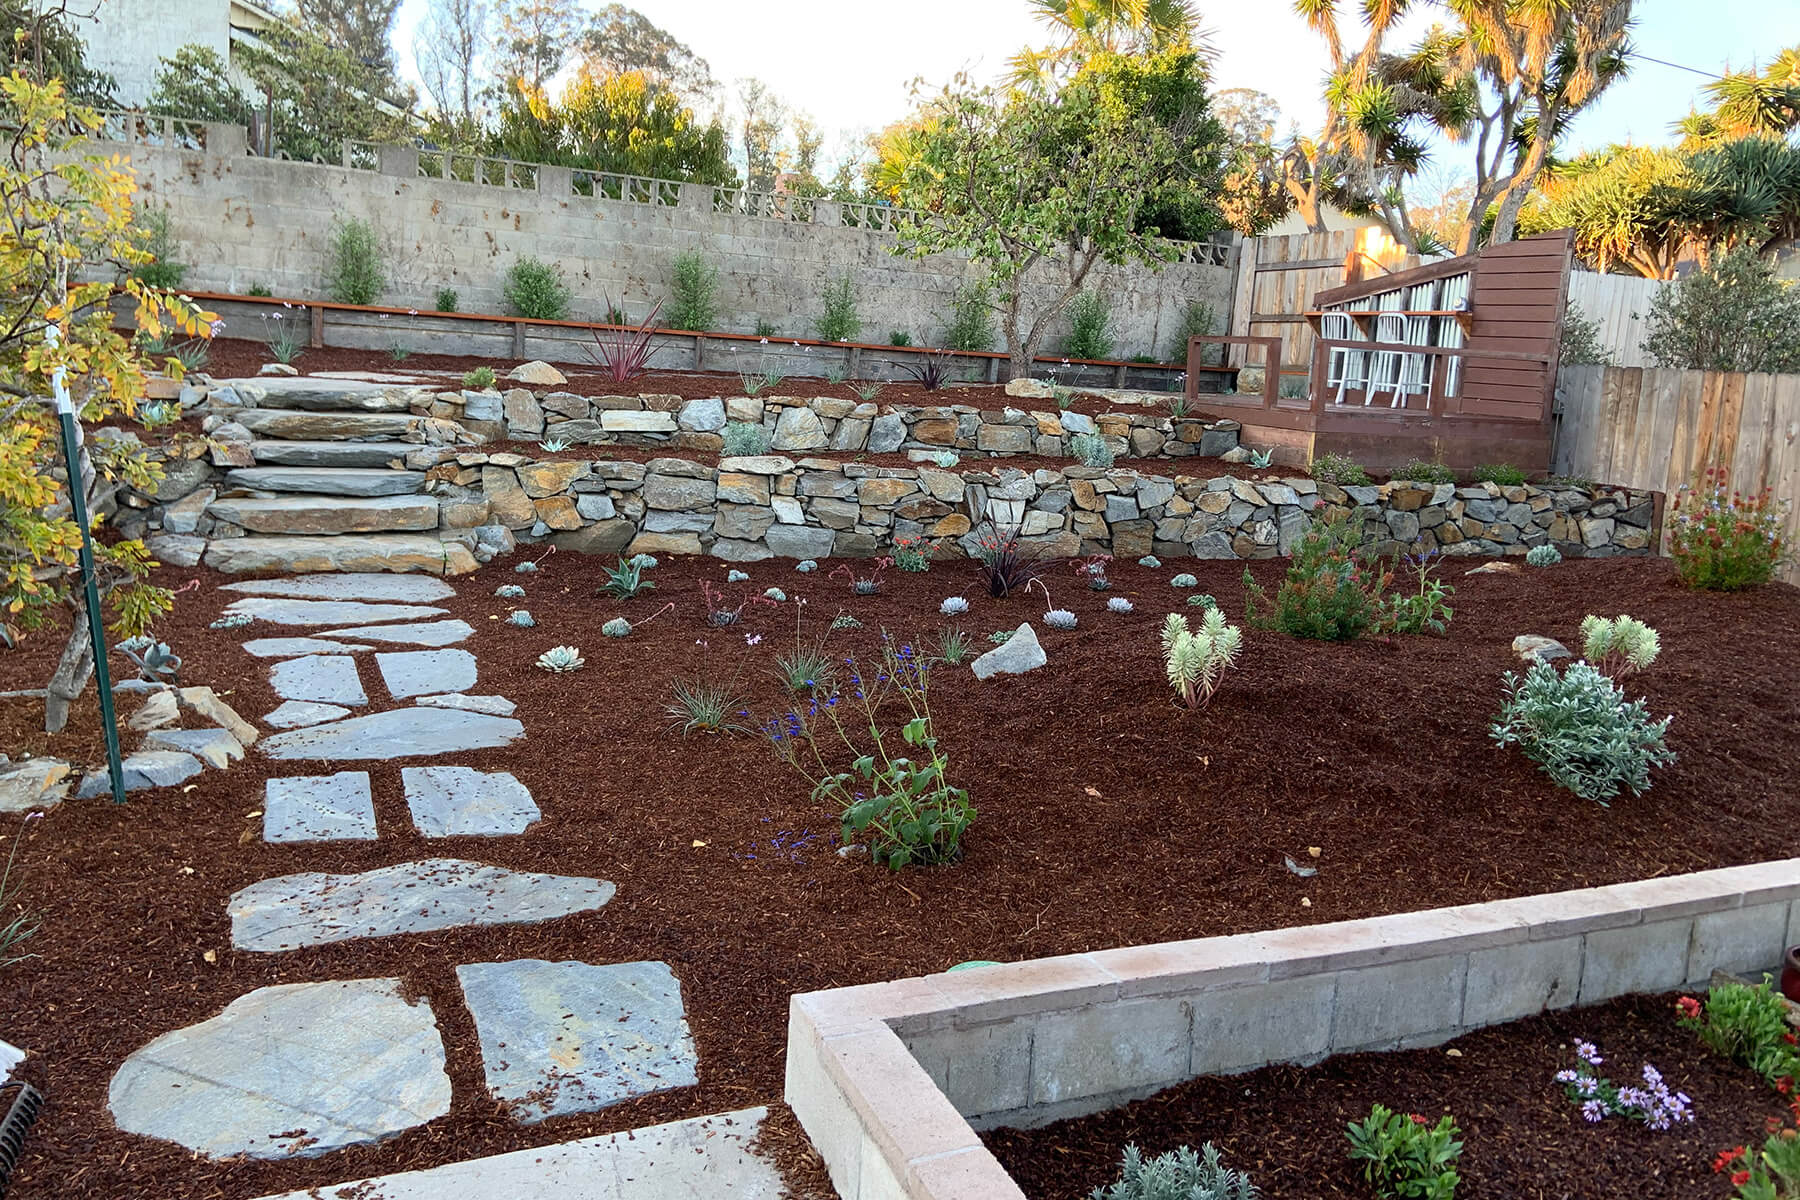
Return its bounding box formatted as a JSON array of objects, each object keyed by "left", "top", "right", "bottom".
[
  {"left": 3, "top": 553, "right": 1799, "bottom": 1199},
  {"left": 984, "top": 991, "right": 1792, "bottom": 1199}
]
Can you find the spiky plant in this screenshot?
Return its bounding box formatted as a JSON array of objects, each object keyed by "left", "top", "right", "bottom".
[{"left": 1162, "top": 610, "right": 1242, "bottom": 710}]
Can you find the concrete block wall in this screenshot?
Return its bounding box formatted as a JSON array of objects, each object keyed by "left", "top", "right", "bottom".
[
  {"left": 109, "top": 129, "right": 1235, "bottom": 361},
  {"left": 784, "top": 858, "right": 1800, "bottom": 1200}
]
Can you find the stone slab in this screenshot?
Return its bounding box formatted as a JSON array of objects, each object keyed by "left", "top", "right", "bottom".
[
  {"left": 402, "top": 766, "right": 540, "bottom": 837},
  {"left": 247, "top": 440, "right": 419, "bottom": 468},
  {"left": 248, "top": 1107, "right": 781, "bottom": 1199},
  {"left": 318, "top": 619, "right": 474, "bottom": 647},
  {"left": 205, "top": 535, "right": 478, "bottom": 577},
  {"left": 229, "top": 858, "right": 615, "bottom": 952},
  {"left": 143, "top": 728, "right": 245, "bottom": 770},
  {"left": 264, "top": 700, "right": 351, "bottom": 729},
  {"left": 224, "top": 467, "right": 426, "bottom": 497},
  {"left": 269, "top": 655, "right": 368, "bottom": 705},
  {"left": 74, "top": 751, "right": 204, "bottom": 799},
  {"left": 456, "top": 959, "right": 699, "bottom": 1123},
  {"left": 0, "top": 758, "right": 70, "bottom": 813},
  {"left": 221, "top": 573, "right": 456, "bottom": 603},
  {"left": 259, "top": 707, "right": 523, "bottom": 760},
  {"left": 264, "top": 772, "right": 377, "bottom": 843},
  {"left": 207, "top": 495, "right": 440, "bottom": 535},
  {"left": 416, "top": 693, "right": 517, "bottom": 716},
  {"left": 377, "top": 649, "right": 477, "bottom": 700},
  {"left": 221, "top": 598, "right": 449, "bottom": 627},
  {"left": 108, "top": 977, "right": 449, "bottom": 1160},
  {"left": 242, "top": 637, "right": 377, "bottom": 658}
]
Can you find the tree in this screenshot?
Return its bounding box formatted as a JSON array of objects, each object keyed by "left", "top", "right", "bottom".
[
  {"left": 491, "top": 68, "right": 736, "bottom": 184},
  {"left": 1212, "top": 86, "right": 1281, "bottom": 146},
  {"left": 1678, "top": 46, "right": 1800, "bottom": 143},
  {"left": 736, "top": 77, "right": 787, "bottom": 191},
  {"left": 237, "top": 25, "right": 408, "bottom": 162},
  {"left": 1, "top": 71, "right": 214, "bottom": 732},
  {"left": 1521, "top": 146, "right": 1692, "bottom": 277},
  {"left": 1011, "top": 0, "right": 1212, "bottom": 84},
  {"left": 1407, "top": 169, "right": 1477, "bottom": 253},
  {"left": 1211, "top": 87, "right": 1291, "bottom": 233},
  {"left": 894, "top": 48, "right": 1221, "bottom": 378},
  {"left": 146, "top": 45, "right": 253, "bottom": 126},
  {"left": 416, "top": 0, "right": 488, "bottom": 126},
  {"left": 297, "top": 0, "right": 403, "bottom": 78},
  {"left": 2, "top": 0, "right": 116, "bottom": 106},
  {"left": 1640, "top": 245, "right": 1800, "bottom": 374},
  {"left": 490, "top": 0, "right": 578, "bottom": 91},
  {"left": 577, "top": 4, "right": 714, "bottom": 105}
]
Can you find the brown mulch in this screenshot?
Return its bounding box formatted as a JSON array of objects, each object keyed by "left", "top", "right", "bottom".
[
  {"left": 2, "top": 555, "right": 1798, "bottom": 1199},
  {"left": 986, "top": 991, "right": 1788, "bottom": 1200}
]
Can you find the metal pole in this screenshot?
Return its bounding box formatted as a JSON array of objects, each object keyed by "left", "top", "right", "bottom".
[{"left": 46, "top": 325, "right": 126, "bottom": 804}]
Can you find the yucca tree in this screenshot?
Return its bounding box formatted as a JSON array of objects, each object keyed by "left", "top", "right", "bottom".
[
  {"left": 1677, "top": 47, "right": 1800, "bottom": 144},
  {"left": 1520, "top": 146, "right": 1695, "bottom": 277},
  {"left": 1677, "top": 134, "right": 1800, "bottom": 261},
  {"left": 1010, "top": 0, "right": 1212, "bottom": 85}
]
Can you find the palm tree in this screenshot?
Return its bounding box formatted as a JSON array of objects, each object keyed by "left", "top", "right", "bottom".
[{"left": 1009, "top": 0, "right": 1213, "bottom": 85}]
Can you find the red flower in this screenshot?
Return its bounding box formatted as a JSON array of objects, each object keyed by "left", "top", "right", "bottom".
[
  {"left": 1715, "top": 1146, "right": 1747, "bottom": 1172},
  {"left": 1676, "top": 996, "right": 1702, "bottom": 1020},
  {"left": 1780, "top": 1077, "right": 1795, "bottom": 1096},
  {"left": 1410, "top": 1113, "right": 1428, "bottom": 1126},
  {"left": 1732, "top": 1170, "right": 1752, "bottom": 1187},
  {"left": 1783, "top": 1032, "right": 1796, "bottom": 1046}
]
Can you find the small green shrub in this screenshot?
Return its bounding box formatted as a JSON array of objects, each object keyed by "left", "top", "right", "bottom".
[
  {"left": 1713, "top": 1120, "right": 1800, "bottom": 1200},
  {"left": 325, "top": 217, "right": 384, "bottom": 305},
  {"left": 943, "top": 280, "right": 994, "bottom": 352},
  {"left": 503, "top": 256, "right": 572, "bottom": 320},
  {"left": 1677, "top": 981, "right": 1800, "bottom": 1092},
  {"left": 754, "top": 317, "right": 778, "bottom": 337},
  {"left": 667, "top": 249, "right": 719, "bottom": 332},
  {"left": 1089, "top": 1142, "right": 1257, "bottom": 1200},
  {"left": 1526, "top": 544, "right": 1562, "bottom": 567},
  {"left": 1346, "top": 1104, "right": 1462, "bottom": 1200},
  {"left": 816, "top": 273, "right": 861, "bottom": 342},
  {"left": 1472, "top": 463, "right": 1526, "bottom": 486},
  {"left": 132, "top": 206, "right": 186, "bottom": 289},
  {"left": 1579, "top": 614, "right": 1659, "bottom": 677},
  {"left": 1167, "top": 299, "right": 1217, "bottom": 365},
  {"left": 1490, "top": 660, "right": 1675, "bottom": 804},
  {"left": 722, "top": 421, "right": 770, "bottom": 456},
  {"left": 1065, "top": 290, "right": 1113, "bottom": 360},
  {"left": 1560, "top": 303, "right": 1613, "bottom": 367},
  {"left": 1312, "top": 452, "right": 1371, "bottom": 486},
  {"left": 462, "top": 366, "right": 496, "bottom": 389},
  {"left": 931, "top": 628, "right": 973, "bottom": 664},
  {"left": 1394, "top": 458, "right": 1456, "bottom": 485},
  {"left": 1161, "top": 610, "right": 1242, "bottom": 710},
  {"left": 1383, "top": 551, "right": 1454, "bottom": 636},
  {"left": 1641, "top": 244, "right": 1800, "bottom": 374},
  {"left": 1070, "top": 433, "right": 1114, "bottom": 468},
  {"left": 434, "top": 287, "right": 459, "bottom": 313},
  {"left": 890, "top": 330, "right": 912, "bottom": 346},
  {"left": 1242, "top": 514, "right": 1388, "bottom": 641},
  {"left": 1669, "top": 466, "right": 1787, "bottom": 590},
  {"left": 893, "top": 536, "right": 931, "bottom": 573},
  {"left": 247, "top": 282, "right": 272, "bottom": 297}
]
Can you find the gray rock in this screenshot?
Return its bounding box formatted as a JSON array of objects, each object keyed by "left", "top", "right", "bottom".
[
  {"left": 771, "top": 406, "right": 828, "bottom": 451},
  {"left": 258, "top": 707, "right": 524, "bottom": 760},
  {"left": 599, "top": 410, "right": 677, "bottom": 433},
  {"left": 712, "top": 537, "right": 775, "bottom": 562},
  {"left": 1198, "top": 427, "right": 1238, "bottom": 457},
  {"left": 971, "top": 624, "right": 1047, "bottom": 681},
  {"left": 221, "top": 598, "right": 449, "bottom": 627},
  {"left": 867, "top": 413, "right": 906, "bottom": 453},
  {"left": 0, "top": 758, "right": 70, "bottom": 813},
  {"left": 455, "top": 959, "right": 698, "bottom": 1124},
  {"left": 153, "top": 457, "right": 213, "bottom": 502},
  {"left": 1190, "top": 531, "right": 1239, "bottom": 559},
  {"left": 643, "top": 474, "right": 717, "bottom": 510},
  {"left": 147, "top": 533, "right": 206, "bottom": 568},
  {"left": 204, "top": 534, "right": 478, "bottom": 577},
  {"left": 1104, "top": 494, "right": 1139, "bottom": 523},
  {"left": 229, "top": 858, "right": 615, "bottom": 952},
  {"left": 1512, "top": 635, "right": 1572, "bottom": 666},
  {"left": 269, "top": 655, "right": 368, "bottom": 705},
  {"left": 107, "top": 978, "right": 450, "bottom": 1160},
  {"left": 74, "top": 751, "right": 204, "bottom": 798},
  {"left": 1059, "top": 411, "right": 1096, "bottom": 436},
  {"left": 242, "top": 637, "right": 375, "bottom": 658},
  {"left": 461, "top": 390, "right": 502, "bottom": 422},
  {"left": 502, "top": 389, "right": 545, "bottom": 437},
  {"left": 223, "top": 467, "right": 425, "bottom": 497},
  {"left": 575, "top": 493, "right": 616, "bottom": 521},
  {"left": 162, "top": 486, "right": 215, "bottom": 534},
  {"left": 247, "top": 440, "right": 417, "bottom": 468},
  {"left": 264, "top": 771, "right": 378, "bottom": 842},
  {"left": 205, "top": 495, "right": 440, "bottom": 536},
  {"left": 143, "top": 728, "right": 244, "bottom": 770},
  {"left": 264, "top": 700, "right": 351, "bottom": 729},
  {"left": 402, "top": 766, "right": 540, "bottom": 837},
  {"left": 416, "top": 693, "right": 516, "bottom": 716},
  {"left": 1384, "top": 509, "right": 1421, "bottom": 543},
  {"left": 314, "top": 619, "right": 473, "bottom": 648},
  {"left": 377, "top": 649, "right": 477, "bottom": 700},
  {"left": 677, "top": 396, "right": 726, "bottom": 432},
  {"left": 764, "top": 524, "right": 837, "bottom": 559}
]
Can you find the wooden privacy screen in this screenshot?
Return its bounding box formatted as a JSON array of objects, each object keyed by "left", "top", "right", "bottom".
[
  {"left": 1226, "top": 227, "right": 1419, "bottom": 377},
  {"left": 1554, "top": 365, "right": 1800, "bottom": 582}
]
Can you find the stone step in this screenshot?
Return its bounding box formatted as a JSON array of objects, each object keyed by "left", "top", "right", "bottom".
[
  {"left": 209, "top": 494, "right": 440, "bottom": 537},
  {"left": 235, "top": 409, "right": 421, "bottom": 442},
  {"left": 202, "top": 534, "right": 478, "bottom": 575},
  {"left": 249, "top": 440, "right": 417, "bottom": 467},
  {"left": 224, "top": 467, "right": 425, "bottom": 497},
  {"left": 219, "top": 377, "right": 424, "bottom": 412}
]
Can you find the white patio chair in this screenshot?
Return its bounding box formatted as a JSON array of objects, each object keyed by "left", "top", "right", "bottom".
[
  {"left": 1319, "top": 310, "right": 1365, "bottom": 405},
  {"left": 1368, "top": 312, "right": 1426, "bottom": 408}
]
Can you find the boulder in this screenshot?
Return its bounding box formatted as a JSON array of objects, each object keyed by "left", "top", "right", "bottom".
[
  {"left": 507, "top": 360, "right": 566, "bottom": 386},
  {"left": 971, "top": 624, "right": 1047, "bottom": 681}
]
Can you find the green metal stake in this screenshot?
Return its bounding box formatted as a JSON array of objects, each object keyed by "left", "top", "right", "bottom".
[{"left": 47, "top": 324, "right": 126, "bottom": 804}]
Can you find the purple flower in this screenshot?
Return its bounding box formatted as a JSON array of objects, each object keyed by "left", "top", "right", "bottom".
[
  {"left": 1575, "top": 1040, "right": 1602, "bottom": 1066},
  {"left": 1581, "top": 1099, "right": 1607, "bottom": 1122}
]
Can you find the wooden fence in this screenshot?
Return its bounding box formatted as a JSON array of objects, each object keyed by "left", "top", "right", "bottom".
[
  {"left": 1564, "top": 273, "right": 1669, "bottom": 368},
  {"left": 1554, "top": 364, "right": 1800, "bottom": 581}
]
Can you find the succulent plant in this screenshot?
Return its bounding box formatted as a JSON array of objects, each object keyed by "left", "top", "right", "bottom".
[
  {"left": 1138, "top": 555, "right": 1161, "bottom": 568},
  {"left": 1527, "top": 543, "right": 1563, "bottom": 567},
  {"left": 853, "top": 579, "right": 881, "bottom": 596},
  {"left": 831, "top": 614, "right": 862, "bottom": 630},
  {"left": 1247, "top": 447, "right": 1274, "bottom": 469},
  {"left": 1044, "top": 609, "right": 1078, "bottom": 629},
  {"left": 709, "top": 609, "right": 740, "bottom": 626},
  {"left": 763, "top": 587, "right": 787, "bottom": 601},
  {"left": 515, "top": 562, "right": 537, "bottom": 573},
  {"left": 727, "top": 569, "right": 750, "bottom": 583},
  {"left": 1107, "top": 597, "right": 1134, "bottom": 614},
  {"left": 119, "top": 636, "right": 181, "bottom": 684},
  {"left": 795, "top": 559, "right": 818, "bottom": 573},
  {"left": 539, "top": 435, "right": 573, "bottom": 452},
  {"left": 507, "top": 610, "right": 536, "bottom": 627},
  {"left": 932, "top": 451, "right": 960, "bottom": 468},
  {"left": 1187, "top": 593, "right": 1218, "bottom": 610},
  {"left": 988, "top": 629, "right": 1014, "bottom": 644},
  {"left": 494, "top": 583, "right": 526, "bottom": 598},
  {"left": 1170, "top": 573, "right": 1198, "bottom": 588},
  {"left": 208, "top": 611, "right": 253, "bottom": 630},
  {"left": 602, "top": 617, "right": 632, "bottom": 637},
  {"left": 939, "top": 596, "right": 970, "bottom": 616},
  {"left": 535, "top": 645, "right": 585, "bottom": 672}
]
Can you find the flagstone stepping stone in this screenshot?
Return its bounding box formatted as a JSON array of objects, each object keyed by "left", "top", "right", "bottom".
[
  {"left": 264, "top": 700, "right": 351, "bottom": 729},
  {"left": 269, "top": 655, "right": 368, "bottom": 705},
  {"left": 221, "top": 598, "right": 449, "bottom": 627},
  {"left": 247, "top": 1107, "right": 783, "bottom": 1200},
  {"left": 242, "top": 637, "right": 375, "bottom": 658},
  {"left": 143, "top": 728, "right": 244, "bottom": 769},
  {"left": 229, "top": 859, "right": 615, "bottom": 952},
  {"left": 108, "top": 977, "right": 450, "bottom": 1160},
  {"left": 264, "top": 772, "right": 377, "bottom": 843},
  {"left": 318, "top": 619, "right": 474, "bottom": 647},
  {"left": 402, "top": 766, "right": 539, "bottom": 837},
  {"left": 259, "top": 708, "right": 523, "bottom": 760},
  {"left": 75, "top": 751, "right": 204, "bottom": 798},
  {"left": 416, "top": 693, "right": 516, "bottom": 717},
  {"left": 221, "top": 573, "right": 455, "bottom": 604},
  {"left": 0, "top": 757, "right": 70, "bottom": 813},
  {"left": 456, "top": 959, "right": 698, "bottom": 1124},
  {"left": 377, "top": 649, "right": 476, "bottom": 699}
]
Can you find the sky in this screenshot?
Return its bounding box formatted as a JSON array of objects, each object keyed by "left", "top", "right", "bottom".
[{"left": 392, "top": 0, "right": 1797, "bottom": 173}]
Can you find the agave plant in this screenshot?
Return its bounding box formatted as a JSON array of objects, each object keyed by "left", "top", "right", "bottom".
[
  {"left": 1247, "top": 447, "right": 1274, "bottom": 469},
  {"left": 539, "top": 435, "right": 573, "bottom": 453},
  {"left": 535, "top": 645, "right": 586, "bottom": 672},
  {"left": 587, "top": 295, "right": 662, "bottom": 385},
  {"left": 598, "top": 553, "right": 656, "bottom": 599},
  {"left": 118, "top": 636, "right": 181, "bottom": 685}
]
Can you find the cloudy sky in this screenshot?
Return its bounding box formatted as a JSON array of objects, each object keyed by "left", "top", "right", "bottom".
[{"left": 393, "top": 0, "right": 1795, "bottom": 173}]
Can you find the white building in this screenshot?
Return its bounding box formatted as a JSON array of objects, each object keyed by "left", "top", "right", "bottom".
[{"left": 72, "top": 0, "right": 286, "bottom": 107}]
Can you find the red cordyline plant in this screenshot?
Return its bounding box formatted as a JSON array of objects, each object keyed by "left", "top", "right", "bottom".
[
  {"left": 1669, "top": 466, "right": 1788, "bottom": 591},
  {"left": 971, "top": 520, "right": 1047, "bottom": 597},
  {"left": 587, "top": 294, "right": 663, "bottom": 385}
]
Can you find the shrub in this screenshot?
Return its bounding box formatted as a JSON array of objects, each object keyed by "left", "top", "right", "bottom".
[
  {"left": 1089, "top": 1143, "right": 1257, "bottom": 1200},
  {"left": 1713, "top": 1118, "right": 1800, "bottom": 1200},
  {"left": 1383, "top": 551, "right": 1454, "bottom": 636},
  {"left": 1065, "top": 290, "right": 1113, "bottom": 360},
  {"left": 1394, "top": 458, "right": 1456, "bottom": 484},
  {"left": 1346, "top": 1104, "right": 1463, "bottom": 1200},
  {"left": 1580, "top": 614, "right": 1660, "bottom": 677},
  {"left": 503, "top": 256, "right": 572, "bottom": 320},
  {"left": 893, "top": 536, "right": 931, "bottom": 573},
  {"left": 817, "top": 273, "right": 861, "bottom": 342},
  {"left": 1560, "top": 304, "right": 1613, "bottom": 366},
  {"left": 1472, "top": 462, "right": 1526, "bottom": 486},
  {"left": 903, "top": 348, "right": 958, "bottom": 390},
  {"left": 587, "top": 295, "right": 662, "bottom": 384},
  {"left": 247, "top": 282, "right": 272, "bottom": 297},
  {"left": 1242, "top": 515, "right": 1389, "bottom": 641},
  {"left": 462, "top": 366, "right": 496, "bottom": 389},
  {"left": 1642, "top": 244, "right": 1800, "bottom": 374},
  {"left": 665, "top": 250, "right": 719, "bottom": 332},
  {"left": 890, "top": 330, "right": 912, "bottom": 346},
  {"left": 1162, "top": 610, "right": 1241, "bottom": 710},
  {"left": 325, "top": 217, "right": 383, "bottom": 305},
  {"left": 1554, "top": 1038, "right": 1694, "bottom": 1130},
  {"left": 132, "top": 206, "right": 185, "bottom": 289},
  {"left": 434, "top": 287, "right": 458, "bottom": 313},
  {"left": 1490, "top": 661, "right": 1675, "bottom": 804},
  {"left": 1668, "top": 467, "right": 1787, "bottom": 590},
  {"left": 943, "top": 279, "right": 994, "bottom": 352},
  {"left": 722, "top": 421, "right": 770, "bottom": 456},
  {"left": 1070, "top": 433, "right": 1115, "bottom": 468},
  {"left": 1676, "top": 979, "right": 1800, "bottom": 1090},
  {"left": 1311, "top": 452, "right": 1371, "bottom": 486},
  {"left": 767, "top": 640, "right": 973, "bottom": 868},
  {"left": 1526, "top": 544, "right": 1563, "bottom": 567},
  {"left": 1166, "top": 299, "right": 1217, "bottom": 365}
]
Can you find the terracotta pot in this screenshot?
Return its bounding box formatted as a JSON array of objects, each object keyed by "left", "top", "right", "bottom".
[{"left": 1781, "top": 945, "right": 1800, "bottom": 1004}]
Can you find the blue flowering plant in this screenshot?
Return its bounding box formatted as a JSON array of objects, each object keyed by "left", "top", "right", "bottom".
[
  {"left": 764, "top": 634, "right": 974, "bottom": 869},
  {"left": 1555, "top": 1039, "right": 1694, "bottom": 1130}
]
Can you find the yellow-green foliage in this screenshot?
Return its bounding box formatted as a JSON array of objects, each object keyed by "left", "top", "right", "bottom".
[
  {"left": 1580, "top": 614, "right": 1660, "bottom": 678},
  {"left": 1161, "top": 610, "right": 1242, "bottom": 710}
]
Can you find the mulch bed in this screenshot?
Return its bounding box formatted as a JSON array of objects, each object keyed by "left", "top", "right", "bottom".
[
  {"left": 3, "top": 554, "right": 1798, "bottom": 1200},
  {"left": 985, "top": 991, "right": 1791, "bottom": 1199}
]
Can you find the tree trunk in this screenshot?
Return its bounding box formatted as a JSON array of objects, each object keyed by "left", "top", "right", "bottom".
[{"left": 44, "top": 594, "right": 94, "bottom": 735}]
